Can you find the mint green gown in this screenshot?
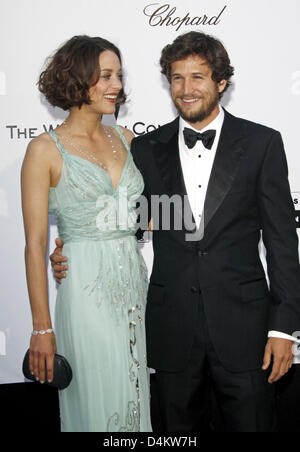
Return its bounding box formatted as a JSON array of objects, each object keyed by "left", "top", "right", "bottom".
[{"left": 48, "top": 127, "right": 152, "bottom": 432}]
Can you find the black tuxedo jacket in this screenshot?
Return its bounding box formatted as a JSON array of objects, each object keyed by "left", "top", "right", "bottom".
[{"left": 131, "top": 110, "right": 300, "bottom": 373}]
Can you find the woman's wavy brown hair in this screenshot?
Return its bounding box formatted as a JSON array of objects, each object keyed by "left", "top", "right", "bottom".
[
  {"left": 38, "top": 35, "right": 126, "bottom": 110},
  {"left": 160, "top": 32, "right": 234, "bottom": 99}
]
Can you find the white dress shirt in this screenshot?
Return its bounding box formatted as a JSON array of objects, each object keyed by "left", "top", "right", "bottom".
[
  {"left": 179, "top": 106, "right": 224, "bottom": 229},
  {"left": 178, "top": 105, "right": 299, "bottom": 345}
]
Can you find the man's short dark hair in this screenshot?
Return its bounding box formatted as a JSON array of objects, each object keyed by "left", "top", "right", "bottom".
[
  {"left": 38, "top": 35, "right": 126, "bottom": 111},
  {"left": 160, "top": 32, "right": 234, "bottom": 98}
]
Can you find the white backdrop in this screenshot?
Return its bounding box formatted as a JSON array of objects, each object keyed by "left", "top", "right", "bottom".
[{"left": 1, "top": 0, "right": 300, "bottom": 383}]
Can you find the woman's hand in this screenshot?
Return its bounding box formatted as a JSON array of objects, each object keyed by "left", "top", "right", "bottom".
[{"left": 29, "top": 332, "right": 57, "bottom": 384}]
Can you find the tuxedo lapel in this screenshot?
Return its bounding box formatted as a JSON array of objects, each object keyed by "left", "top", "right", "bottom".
[
  {"left": 203, "top": 110, "right": 246, "bottom": 230},
  {"left": 151, "top": 118, "right": 196, "bottom": 234},
  {"left": 153, "top": 134, "right": 186, "bottom": 198}
]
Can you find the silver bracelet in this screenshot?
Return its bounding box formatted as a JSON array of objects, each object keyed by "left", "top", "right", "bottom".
[{"left": 31, "top": 328, "right": 54, "bottom": 336}]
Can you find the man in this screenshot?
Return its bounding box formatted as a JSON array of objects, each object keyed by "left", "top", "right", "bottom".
[{"left": 51, "top": 32, "right": 300, "bottom": 432}]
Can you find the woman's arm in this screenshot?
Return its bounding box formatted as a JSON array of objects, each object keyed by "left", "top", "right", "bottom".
[{"left": 21, "top": 136, "right": 57, "bottom": 384}]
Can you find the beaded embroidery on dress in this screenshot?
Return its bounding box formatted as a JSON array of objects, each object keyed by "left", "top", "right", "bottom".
[{"left": 48, "top": 126, "right": 151, "bottom": 432}]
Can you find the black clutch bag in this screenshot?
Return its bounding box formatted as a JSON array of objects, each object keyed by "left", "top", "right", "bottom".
[{"left": 22, "top": 349, "right": 73, "bottom": 390}]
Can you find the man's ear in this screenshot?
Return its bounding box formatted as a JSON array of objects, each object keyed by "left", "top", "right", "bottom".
[{"left": 218, "top": 79, "right": 227, "bottom": 94}]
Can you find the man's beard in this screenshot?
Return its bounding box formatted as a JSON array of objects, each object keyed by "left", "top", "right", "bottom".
[{"left": 173, "top": 90, "right": 219, "bottom": 124}]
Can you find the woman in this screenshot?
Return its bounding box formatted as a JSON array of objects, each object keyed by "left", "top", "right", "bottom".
[{"left": 21, "top": 35, "right": 152, "bottom": 432}]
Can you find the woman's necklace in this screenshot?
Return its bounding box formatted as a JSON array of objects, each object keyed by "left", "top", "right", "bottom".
[{"left": 57, "top": 122, "right": 124, "bottom": 171}]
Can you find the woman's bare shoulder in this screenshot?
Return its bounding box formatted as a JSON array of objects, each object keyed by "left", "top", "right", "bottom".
[
  {"left": 118, "top": 125, "right": 135, "bottom": 144},
  {"left": 25, "top": 132, "right": 58, "bottom": 161}
]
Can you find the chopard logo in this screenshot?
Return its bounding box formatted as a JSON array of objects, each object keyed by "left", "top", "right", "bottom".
[{"left": 143, "top": 3, "right": 228, "bottom": 31}]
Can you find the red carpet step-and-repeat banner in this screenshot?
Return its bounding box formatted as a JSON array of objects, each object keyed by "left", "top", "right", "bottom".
[{"left": 1, "top": 0, "right": 300, "bottom": 383}]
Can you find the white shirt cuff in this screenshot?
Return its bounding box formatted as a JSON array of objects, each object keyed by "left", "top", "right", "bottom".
[{"left": 268, "top": 330, "right": 300, "bottom": 344}]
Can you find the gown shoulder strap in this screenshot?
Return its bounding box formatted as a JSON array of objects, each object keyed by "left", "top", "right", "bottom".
[
  {"left": 111, "top": 125, "right": 131, "bottom": 152},
  {"left": 48, "top": 130, "right": 68, "bottom": 156}
]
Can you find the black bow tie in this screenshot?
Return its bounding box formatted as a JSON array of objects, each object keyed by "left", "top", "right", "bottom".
[{"left": 183, "top": 127, "right": 216, "bottom": 150}]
